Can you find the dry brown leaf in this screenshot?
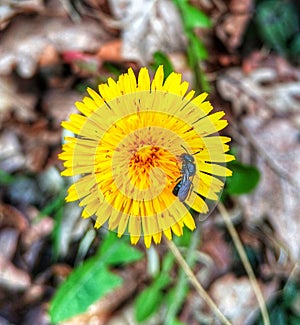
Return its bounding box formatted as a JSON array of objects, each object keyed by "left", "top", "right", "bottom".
[
  {"left": 0, "top": 203, "right": 28, "bottom": 231},
  {"left": 25, "top": 143, "right": 50, "bottom": 173},
  {"left": 217, "top": 65, "right": 300, "bottom": 116},
  {"left": 97, "top": 39, "right": 123, "bottom": 63},
  {"left": 15, "top": 119, "right": 61, "bottom": 144},
  {"left": 0, "top": 15, "right": 109, "bottom": 78},
  {"left": 0, "top": 255, "right": 31, "bottom": 290},
  {"left": 200, "top": 225, "right": 232, "bottom": 282},
  {"left": 0, "top": 75, "right": 37, "bottom": 125},
  {"left": 0, "top": 228, "right": 19, "bottom": 260},
  {"left": 216, "top": 14, "right": 252, "bottom": 50},
  {"left": 21, "top": 216, "right": 54, "bottom": 248},
  {"left": 215, "top": 0, "right": 254, "bottom": 51},
  {"left": 42, "top": 89, "right": 81, "bottom": 128},
  {"left": 3, "top": 119, "right": 60, "bottom": 172},
  {"left": 217, "top": 60, "right": 300, "bottom": 262},
  {"left": 108, "top": 0, "right": 186, "bottom": 64},
  {"left": 0, "top": 131, "right": 26, "bottom": 172},
  {"left": 209, "top": 274, "right": 277, "bottom": 324},
  {"left": 22, "top": 303, "right": 50, "bottom": 325},
  {"left": 240, "top": 117, "right": 300, "bottom": 263},
  {"left": 0, "top": 0, "right": 44, "bottom": 28},
  {"left": 229, "top": 0, "right": 253, "bottom": 13}
]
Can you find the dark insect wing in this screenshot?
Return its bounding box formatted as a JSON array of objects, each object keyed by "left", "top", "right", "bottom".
[
  {"left": 178, "top": 178, "right": 192, "bottom": 202},
  {"left": 172, "top": 148, "right": 197, "bottom": 202}
]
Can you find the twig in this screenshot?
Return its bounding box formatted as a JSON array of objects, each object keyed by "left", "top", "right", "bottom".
[
  {"left": 217, "top": 202, "right": 270, "bottom": 325},
  {"left": 164, "top": 228, "right": 201, "bottom": 324},
  {"left": 165, "top": 238, "right": 232, "bottom": 325}
]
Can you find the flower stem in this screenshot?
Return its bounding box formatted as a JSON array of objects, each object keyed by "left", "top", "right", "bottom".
[
  {"left": 164, "top": 228, "right": 201, "bottom": 324},
  {"left": 165, "top": 238, "right": 232, "bottom": 325},
  {"left": 217, "top": 202, "right": 270, "bottom": 325}
]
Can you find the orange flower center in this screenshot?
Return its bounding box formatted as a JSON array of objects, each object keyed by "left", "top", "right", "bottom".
[
  {"left": 126, "top": 145, "right": 179, "bottom": 195},
  {"left": 129, "top": 146, "right": 161, "bottom": 169}
]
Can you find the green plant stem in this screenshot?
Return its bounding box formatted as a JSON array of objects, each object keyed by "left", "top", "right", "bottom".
[
  {"left": 217, "top": 202, "right": 270, "bottom": 325},
  {"left": 164, "top": 228, "right": 201, "bottom": 324},
  {"left": 165, "top": 238, "right": 232, "bottom": 325}
]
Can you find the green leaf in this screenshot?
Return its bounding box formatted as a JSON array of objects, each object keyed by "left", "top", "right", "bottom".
[
  {"left": 283, "top": 280, "right": 299, "bottom": 306},
  {"left": 226, "top": 160, "right": 260, "bottom": 195},
  {"left": 135, "top": 273, "right": 171, "bottom": 322},
  {"left": 176, "top": 227, "right": 192, "bottom": 247},
  {"left": 187, "top": 31, "right": 208, "bottom": 60},
  {"left": 255, "top": 0, "right": 298, "bottom": 55},
  {"left": 151, "top": 52, "right": 174, "bottom": 78},
  {"left": 103, "top": 62, "right": 123, "bottom": 77},
  {"left": 291, "top": 34, "right": 300, "bottom": 55},
  {"left": 51, "top": 204, "right": 64, "bottom": 261},
  {"left": 0, "top": 169, "right": 15, "bottom": 185},
  {"left": 289, "top": 315, "right": 300, "bottom": 325},
  {"left": 269, "top": 305, "right": 288, "bottom": 325},
  {"left": 98, "top": 232, "right": 143, "bottom": 265},
  {"left": 170, "top": 319, "right": 187, "bottom": 325},
  {"left": 135, "top": 283, "right": 164, "bottom": 322},
  {"left": 49, "top": 256, "right": 122, "bottom": 324},
  {"left": 50, "top": 232, "right": 142, "bottom": 323},
  {"left": 181, "top": 3, "right": 211, "bottom": 29},
  {"left": 154, "top": 273, "right": 171, "bottom": 289}
]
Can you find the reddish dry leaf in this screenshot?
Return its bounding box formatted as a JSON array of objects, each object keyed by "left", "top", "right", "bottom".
[
  {"left": 21, "top": 216, "right": 54, "bottom": 248},
  {"left": 25, "top": 143, "right": 50, "bottom": 173},
  {"left": 51, "top": 264, "right": 73, "bottom": 278},
  {"left": 97, "top": 39, "right": 123, "bottom": 63},
  {"left": 215, "top": 0, "right": 254, "bottom": 51},
  {"left": 22, "top": 284, "right": 47, "bottom": 305},
  {"left": 216, "top": 14, "right": 252, "bottom": 50},
  {"left": 201, "top": 225, "right": 232, "bottom": 280},
  {"left": 229, "top": 0, "right": 253, "bottom": 13},
  {"left": 15, "top": 119, "right": 61, "bottom": 144},
  {"left": 0, "top": 203, "right": 28, "bottom": 231},
  {"left": 242, "top": 51, "right": 300, "bottom": 80},
  {"left": 39, "top": 44, "right": 61, "bottom": 67}
]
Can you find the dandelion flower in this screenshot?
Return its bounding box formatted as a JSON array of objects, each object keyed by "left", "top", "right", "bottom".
[{"left": 59, "top": 66, "right": 234, "bottom": 248}]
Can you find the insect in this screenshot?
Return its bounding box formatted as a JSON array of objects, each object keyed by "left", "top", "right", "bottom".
[
  {"left": 180, "top": 153, "right": 196, "bottom": 177},
  {"left": 173, "top": 146, "right": 198, "bottom": 202},
  {"left": 173, "top": 174, "right": 193, "bottom": 202}
]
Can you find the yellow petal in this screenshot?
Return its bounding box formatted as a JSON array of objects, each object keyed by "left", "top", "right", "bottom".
[
  {"left": 138, "top": 67, "right": 150, "bottom": 90},
  {"left": 151, "top": 65, "right": 164, "bottom": 90}
]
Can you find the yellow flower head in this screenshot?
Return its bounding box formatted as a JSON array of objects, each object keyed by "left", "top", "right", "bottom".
[{"left": 59, "top": 66, "right": 234, "bottom": 248}]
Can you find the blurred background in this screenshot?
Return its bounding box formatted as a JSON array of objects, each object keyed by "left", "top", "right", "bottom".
[{"left": 0, "top": 0, "right": 300, "bottom": 324}]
